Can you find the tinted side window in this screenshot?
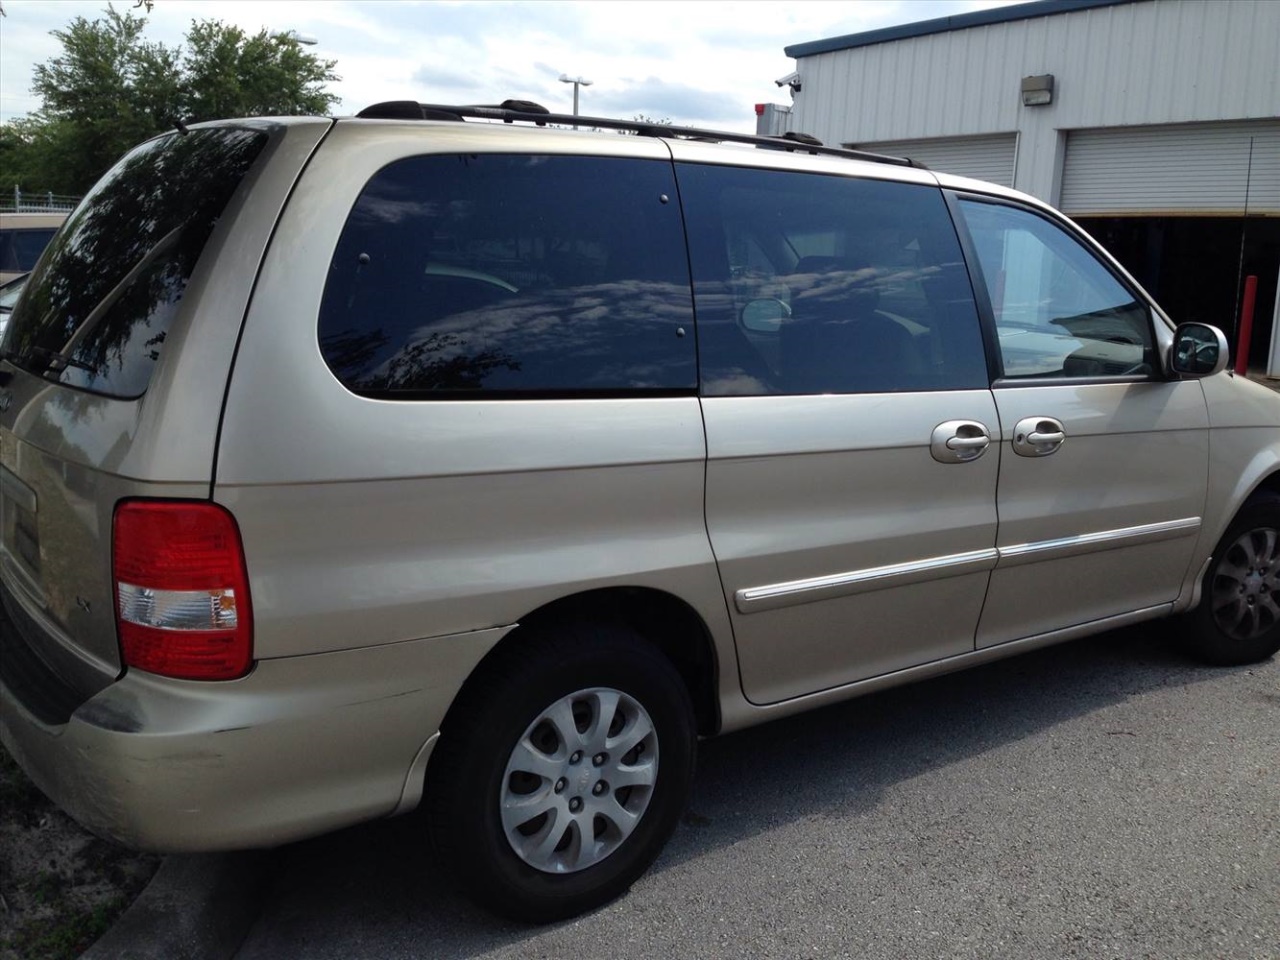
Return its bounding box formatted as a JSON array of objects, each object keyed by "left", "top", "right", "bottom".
[
  {"left": 676, "top": 164, "right": 988, "bottom": 396},
  {"left": 319, "top": 155, "right": 695, "bottom": 398},
  {"left": 958, "top": 199, "right": 1155, "bottom": 379}
]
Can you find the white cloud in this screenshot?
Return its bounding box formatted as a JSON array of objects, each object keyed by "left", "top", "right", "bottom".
[{"left": 0, "top": 0, "right": 1025, "bottom": 130}]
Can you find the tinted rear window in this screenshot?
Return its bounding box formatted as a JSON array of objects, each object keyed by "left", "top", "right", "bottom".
[
  {"left": 1, "top": 127, "right": 269, "bottom": 398},
  {"left": 318, "top": 154, "right": 695, "bottom": 398}
]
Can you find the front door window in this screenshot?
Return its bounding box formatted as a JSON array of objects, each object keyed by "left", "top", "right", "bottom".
[{"left": 959, "top": 199, "right": 1156, "bottom": 380}]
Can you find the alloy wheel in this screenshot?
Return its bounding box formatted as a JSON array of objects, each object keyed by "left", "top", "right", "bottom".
[
  {"left": 500, "top": 687, "right": 658, "bottom": 874},
  {"left": 1210, "top": 526, "right": 1280, "bottom": 641}
]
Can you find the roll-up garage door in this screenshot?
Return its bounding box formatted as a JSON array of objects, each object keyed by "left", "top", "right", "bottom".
[
  {"left": 1060, "top": 120, "right": 1280, "bottom": 216},
  {"left": 849, "top": 134, "right": 1017, "bottom": 187}
]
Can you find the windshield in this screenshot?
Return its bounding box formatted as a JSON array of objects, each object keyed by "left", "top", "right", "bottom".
[{"left": 0, "top": 126, "right": 268, "bottom": 398}]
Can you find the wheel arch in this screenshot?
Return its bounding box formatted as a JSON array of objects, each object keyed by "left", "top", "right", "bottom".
[
  {"left": 1245, "top": 469, "right": 1280, "bottom": 502},
  {"left": 442, "top": 586, "right": 722, "bottom": 739},
  {"left": 1178, "top": 480, "right": 1280, "bottom": 665},
  {"left": 1180, "top": 464, "right": 1280, "bottom": 614},
  {"left": 1213, "top": 461, "right": 1280, "bottom": 555},
  {"left": 522, "top": 587, "right": 720, "bottom": 737}
]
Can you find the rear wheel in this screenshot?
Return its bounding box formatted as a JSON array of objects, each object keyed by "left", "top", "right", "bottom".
[
  {"left": 1181, "top": 492, "right": 1280, "bottom": 665},
  {"left": 426, "top": 622, "right": 695, "bottom": 923}
]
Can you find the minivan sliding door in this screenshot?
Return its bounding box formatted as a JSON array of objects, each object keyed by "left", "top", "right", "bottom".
[{"left": 677, "top": 162, "right": 999, "bottom": 705}]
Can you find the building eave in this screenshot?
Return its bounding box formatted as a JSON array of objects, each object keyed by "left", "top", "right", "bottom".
[{"left": 784, "top": 0, "right": 1139, "bottom": 59}]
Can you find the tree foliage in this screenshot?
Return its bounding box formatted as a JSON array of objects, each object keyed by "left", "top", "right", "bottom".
[
  {"left": 615, "top": 114, "right": 672, "bottom": 136},
  {"left": 1, "top": 5, "right": 339, "bottom": 196}
]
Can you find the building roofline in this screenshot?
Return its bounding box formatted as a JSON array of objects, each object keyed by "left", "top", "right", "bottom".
[{"left": 784, "top": 0, "right": 1138, "bottom": 59}]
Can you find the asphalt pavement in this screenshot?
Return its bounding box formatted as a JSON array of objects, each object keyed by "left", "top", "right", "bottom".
[{"left": 226, "top": 623, "right": 1279, "bottom": 960}]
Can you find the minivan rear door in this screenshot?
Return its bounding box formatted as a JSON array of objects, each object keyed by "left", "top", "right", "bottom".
[
  {"left": 675, "top": 157, "right": 1000, "bottom": 705},
  {"left": 0, "top": 120, "right": 329, "bottom": 704}
]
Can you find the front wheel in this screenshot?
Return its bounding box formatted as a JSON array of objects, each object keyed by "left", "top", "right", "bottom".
[
  {"left": 425, "top": 623, "right": 695, "bottom": 922},
  {"left": 1180, "top": 492, "right": 1280, "bottom": 665}
]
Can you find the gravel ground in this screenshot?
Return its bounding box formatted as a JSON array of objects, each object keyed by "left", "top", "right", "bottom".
[
  {"left": 233, "top": 622, "right": 1279, "bottom": 960},
  {"left": 0, "top": 745, "right": 159, "bottom": 960}
]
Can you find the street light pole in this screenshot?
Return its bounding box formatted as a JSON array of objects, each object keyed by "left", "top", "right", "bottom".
[{"left": 558, "top": 73, "right": 593, "bottom": 126}]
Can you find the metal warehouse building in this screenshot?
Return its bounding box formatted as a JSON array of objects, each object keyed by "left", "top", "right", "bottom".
[{"left": 767, "top": 0, "right": 1280, "bottom": 373}]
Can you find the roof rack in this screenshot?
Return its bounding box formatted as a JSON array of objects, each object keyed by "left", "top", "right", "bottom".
[{"left": 354, "top": 100, "right": 923, "bottom": 169}]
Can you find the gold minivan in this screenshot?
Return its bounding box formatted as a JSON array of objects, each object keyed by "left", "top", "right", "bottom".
[{"left": 1, "top": 104, "right": 1276, "bottom": 922}]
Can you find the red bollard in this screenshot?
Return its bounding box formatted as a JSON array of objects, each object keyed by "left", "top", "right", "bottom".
[{"left": 1234, "top": 275, "right": 1258, "bottom": 376}]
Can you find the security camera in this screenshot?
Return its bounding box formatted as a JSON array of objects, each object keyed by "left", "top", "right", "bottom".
[{"left": 775, "top": 71, "right": 801, "bottom": 93}]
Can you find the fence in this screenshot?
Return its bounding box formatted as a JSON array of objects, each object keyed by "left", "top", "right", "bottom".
[{"left": 1, "top": 186, "right": 81, "bottom": 213}]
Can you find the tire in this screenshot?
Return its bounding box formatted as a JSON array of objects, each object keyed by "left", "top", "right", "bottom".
[
  {"left": 1180, "top": 491, "right": 1280, "bottom": 666},
  {"left": 424, "top": 622, "right": 696, "bottom": 923}
]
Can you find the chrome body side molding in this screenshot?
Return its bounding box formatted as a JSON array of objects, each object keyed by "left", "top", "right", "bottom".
[
  {"left": 996, "top": 516, "right": 1201, "bottom": 568},
  {"left": 734, "top": 548, "right": 999, "bottom": 614},
  {"left": 735, "top": 517, "right": 1201, "bottom": 615}
]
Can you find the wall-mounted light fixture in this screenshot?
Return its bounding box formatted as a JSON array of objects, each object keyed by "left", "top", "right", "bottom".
[{"left": 1021, "top": 74, "right": 1054, "bottom": 106}]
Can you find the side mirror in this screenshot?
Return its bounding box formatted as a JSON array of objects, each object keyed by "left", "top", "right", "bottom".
[
  {"left": 1170, "top": 322, "right": 1229, "bottom": 378},
  {"left": 741, "top": 298, "right": 791, "bottom": 334}
]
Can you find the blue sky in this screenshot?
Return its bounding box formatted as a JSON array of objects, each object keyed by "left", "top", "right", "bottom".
[{"left": 0, "top": 0, "right": 1023, "bottom": 130}]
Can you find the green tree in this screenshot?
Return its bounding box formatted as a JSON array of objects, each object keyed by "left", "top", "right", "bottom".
[
  {"left": 182, "top": 21, "right": 336, "bottom": 119},
  {"left": 0, "top": 115, "right": 85, "bottom": 198},
  {"left": 1, "top": 4, "right": 339, "bottom": 196},
  {"left": 26, "top": 7, "right": 181, "bottom": 193}
]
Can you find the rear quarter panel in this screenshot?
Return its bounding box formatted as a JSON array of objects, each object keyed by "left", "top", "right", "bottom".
[
  {"left": 0, "top": 120, "right": 330, "bottom": 684},
  {"left": 214, "top": 122, "right": 734, "bottom": 671}
]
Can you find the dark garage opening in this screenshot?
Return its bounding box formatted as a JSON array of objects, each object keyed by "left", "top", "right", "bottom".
[{"left": 1076, "top": 215, "right": 1280, "bottom": 374}]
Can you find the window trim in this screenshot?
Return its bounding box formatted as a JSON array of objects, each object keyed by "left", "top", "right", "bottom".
[
  {"left": 944, "top": 190, "right": 1166, "bottom": 388},
  {"left": 346, "top": 386, "right": 699, "bottom": 402}
]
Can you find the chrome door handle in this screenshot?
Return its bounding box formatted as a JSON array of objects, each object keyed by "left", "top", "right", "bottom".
[
  {"left": 1012, "top": 417, "right": 1067, "bottom": 457},
  {"left": 931, "top": 420, "right": 991, "bottom": 463},
  {"left": 1027, "top": 430, "right": 1065, "bottom": 445}
]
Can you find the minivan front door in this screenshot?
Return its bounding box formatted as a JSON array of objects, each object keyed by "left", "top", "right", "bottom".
[
  {"left": 676, "top": 161, "right": 1000, "bottom": 705},
  {"left": 954, "top": 197, "right": 1209, "bottom": 648}
]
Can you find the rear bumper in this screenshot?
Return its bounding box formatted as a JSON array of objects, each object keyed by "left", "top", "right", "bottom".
[{"left": 1, "top": 619, "right": 507, "bottom": 852}]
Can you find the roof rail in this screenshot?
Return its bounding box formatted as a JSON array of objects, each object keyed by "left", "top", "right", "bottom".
[{"left": 354, "top": 100, "right": 922, "bottom": 169}]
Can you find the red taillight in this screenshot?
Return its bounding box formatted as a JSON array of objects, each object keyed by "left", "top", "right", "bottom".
[{"left": 112, "top": 500, "right": 253, "bottom": 681}]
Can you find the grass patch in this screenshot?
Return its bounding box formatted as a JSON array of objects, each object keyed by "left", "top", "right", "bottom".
[
  {"left": 0, "top": 744, "right": 159, "bottom": 960},
  {"left": 7, "top": 897, "right": 124, "bottom": 960}
]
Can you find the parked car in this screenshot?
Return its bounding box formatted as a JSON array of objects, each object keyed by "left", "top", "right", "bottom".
[
  {"left": 0, "top": 212, "right": 67, "bottom": 283},
  {"left": 1, "top": 104, "right": 1276, "bottom": 923}
]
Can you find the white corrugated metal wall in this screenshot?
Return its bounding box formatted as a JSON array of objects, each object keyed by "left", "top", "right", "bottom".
[
  {"left": 788, "top": 0, "right": 1280, "bottom": 205},
  {"left": 848, "top": 134, "right": 1018, "bottom": 186},
  {"left": 1060, "top": 120, "right": 1280, "bottom": 215}
]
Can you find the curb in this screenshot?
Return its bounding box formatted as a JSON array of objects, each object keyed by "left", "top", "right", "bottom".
[{"left": 82, "top": 850, "right": 275, "bottom": 960}]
